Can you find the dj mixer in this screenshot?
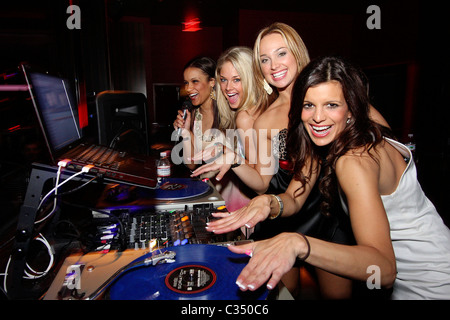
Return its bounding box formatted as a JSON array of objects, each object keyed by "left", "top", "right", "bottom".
[
  {"left": 92, "top": 203, "right": 243, "bottom": 252},
  {"left": 88, "top": 178, "right": 245, "bottom": 252}
]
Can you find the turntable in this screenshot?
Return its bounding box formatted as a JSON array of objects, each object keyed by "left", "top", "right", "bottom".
[
  {"left": 108, "top": 245, "right": 269, "bottom": 300},
  {"left": 94, "top": 177, "right": 226, "bottom": 213},
  {"left": 43, "top": 245, "right": 269, "bottom": 300}
]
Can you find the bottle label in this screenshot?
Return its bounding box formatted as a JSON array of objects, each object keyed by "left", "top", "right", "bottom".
[{"left": 157, "top": 165, "right": 171, "bottom": 177}]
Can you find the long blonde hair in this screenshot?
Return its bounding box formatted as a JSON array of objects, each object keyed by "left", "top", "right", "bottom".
[
  {"left": 253, "top": 22, "right": 310, "bottom": 109},
  {"left": 215, "top": 46, "right": 264, "bottom": 129}
]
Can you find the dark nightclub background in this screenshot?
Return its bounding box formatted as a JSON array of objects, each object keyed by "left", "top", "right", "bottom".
[{"left": 0, "top": 0, "right": 448, "bottom": 243}]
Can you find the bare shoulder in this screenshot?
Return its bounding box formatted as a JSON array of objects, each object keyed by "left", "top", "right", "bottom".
[
  {"left": 335, "top": 148, "right": 381, "bottom": 184},
  {"left": 337, "top": 145, "right": 381, "bottom": 166}
]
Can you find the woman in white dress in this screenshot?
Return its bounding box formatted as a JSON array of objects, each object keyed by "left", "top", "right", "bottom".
[{"left": 206, "top": 56, "right": 450, "bottom": 299}]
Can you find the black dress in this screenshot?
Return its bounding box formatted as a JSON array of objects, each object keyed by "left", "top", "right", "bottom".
[{"left": 251, "top": 129, "right": 354, "bottom": 245}]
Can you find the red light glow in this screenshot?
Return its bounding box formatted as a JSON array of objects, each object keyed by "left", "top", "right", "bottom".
[
  {"left": 182, "top": 18, "right": 202, "bottom": 32},
  {"left": 8, "top": 125, "right": 21, "bottom": 133},
  {"left": 77, "top": 80, "right": 88, "bottom": 129}
]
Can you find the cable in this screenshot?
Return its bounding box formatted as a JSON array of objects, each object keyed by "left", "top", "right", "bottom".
[
  {"left": 61, "top": 200, "right": 127, "bottom": 252},
  {"left": 1, "top": 256, "right": 11, "bottom": 294},
  {"left": 108, "top": 122, "right": 125, "bottom": 148},
  {"left": 35, "top": 164, "right": 94, "bottom": 224},
  {"left": 36, "top": 163, "right": 63, "bottom": 225},
  {"left": 1, "top": 233, "right": 55, "bottom": 295},
  {"left": 23, "top": 233, "right": 54, "bottom": 280},
  {"left": 0, "top": 164, "right": 97, "bottom": 264},
  {"left": 1, "top": 164, "right": 96, "bottom": 296},
  {"left": 34, "top": 160, "right": 69, "bottom": 219},
  {"left": 58, "top": 176, "right": 98, "bottom": 196}
]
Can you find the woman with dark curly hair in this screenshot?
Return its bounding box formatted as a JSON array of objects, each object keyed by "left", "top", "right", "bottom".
[{"left": 207, "top": 56, "right": 450, "bottom": 299}]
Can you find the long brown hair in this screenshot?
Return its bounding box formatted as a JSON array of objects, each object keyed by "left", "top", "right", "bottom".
[{"left": 287, "top": 56, "right": 393, "bottom": 214}]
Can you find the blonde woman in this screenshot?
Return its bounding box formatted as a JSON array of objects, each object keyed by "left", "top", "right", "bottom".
[
  {"left": 192, "top": 23, "right": 307, "bottom": 195},
  {"left": 216, "top": 46, "right": 266, "bottom": 166},
  {"left": 211, "top": 46, "right": 266, "bottom": 211}
]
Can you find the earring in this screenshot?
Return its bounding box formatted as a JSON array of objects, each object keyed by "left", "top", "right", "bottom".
[
  {"left": 263, "top": 79, "right": 273, "bottom": 95},
  {"left": 210, "top": 87, "right": 216, "bottom": 100},
  {"left": 346, "top": 118, "right": 351, "bottom": 124}
]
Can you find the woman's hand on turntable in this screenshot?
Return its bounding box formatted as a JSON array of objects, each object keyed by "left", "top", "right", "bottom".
[
  {"left": 228, "top": 233, "right": 305, "bottom": 291},
  {"left": 205, "top": 195, "right": 272, "bottom": 234},
  {"left": 189, "top": 143, "right": 235, "bottom": 181}
]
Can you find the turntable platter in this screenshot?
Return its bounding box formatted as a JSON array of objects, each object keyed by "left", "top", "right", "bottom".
[{"left": 108, "top": 244, "right": 268, "bottom": 300}]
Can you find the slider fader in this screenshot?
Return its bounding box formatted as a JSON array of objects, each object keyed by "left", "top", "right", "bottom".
[{"left": 91, "top": 204, "right": 241, "bottom": 252}]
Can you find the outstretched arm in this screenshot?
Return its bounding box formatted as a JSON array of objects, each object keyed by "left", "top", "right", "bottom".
[
  {"left": 191, "top": 124, "right": 278, "bottom": 194},
  {"left": 206, "top": 161, "right": 319, "bottom": 234},
  {"left": 227, "top": 153, "right": 397, "bottom": 292}
]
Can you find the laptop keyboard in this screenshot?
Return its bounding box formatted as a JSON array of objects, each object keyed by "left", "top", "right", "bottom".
[{"left": 65, "top": 145, "right": 120, "bottom": 169}]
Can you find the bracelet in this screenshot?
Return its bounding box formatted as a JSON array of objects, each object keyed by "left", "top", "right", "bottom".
[
  {"left": 230, "top": 153, "right": 242, "bottom": 168},
  {"left": 298, "top": 233, "right": 310, "bottom": 261},
  {"left": 268, "top": 194, "right": 283, "bottom": 220}
]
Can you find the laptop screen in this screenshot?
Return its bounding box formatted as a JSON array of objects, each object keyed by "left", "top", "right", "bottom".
[{"left": 23, "top": 66, "right": 81, "bottom": 154}]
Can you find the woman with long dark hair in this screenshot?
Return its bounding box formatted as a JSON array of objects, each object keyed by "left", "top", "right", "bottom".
[
  {"left": 173, "top": 56, "right": 249, "bottom": 211},
  {"left": 207, "top": 56, "right": 450, "bottom": 299}
]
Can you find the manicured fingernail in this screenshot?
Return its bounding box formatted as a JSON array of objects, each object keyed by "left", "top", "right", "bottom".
[
  {"left": 267, "top": 284, "right": 274, "bottom": 290},
  {"left": 236, "top": 280, "right": 246, "bottom": 290},
  {"left": 245, "top": 224, "right": 251, "bottom": 228},
  {"left": 245, "top": 249, "right": 252, "bottom": 257},
  {"left": 248, "top": 284, "right": 255, "bottom": 290}
]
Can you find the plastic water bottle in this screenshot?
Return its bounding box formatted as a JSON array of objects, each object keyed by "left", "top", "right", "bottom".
[{"left": 157, "top": 151, "right": 171, "bottom": 180}]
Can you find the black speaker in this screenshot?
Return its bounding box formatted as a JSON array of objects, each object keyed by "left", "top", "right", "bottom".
[{"left": 95, "top": 91, "right": 149, "bottom": 155}]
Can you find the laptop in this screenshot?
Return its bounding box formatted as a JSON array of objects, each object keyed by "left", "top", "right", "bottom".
[{"left": 21, "top": 63, "right": 158, "bottom": 189}]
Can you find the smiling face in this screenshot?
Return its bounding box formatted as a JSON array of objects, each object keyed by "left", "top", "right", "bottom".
[
  {"left": 218, "top": 61, "right": 243, "bottom": 109},
  {"left": 301, "top": 81, "right": 352, "bottom": 146},
  {"left": 259, "top": 33, "right": 298, "bottom": 91},
  {"left": 183, "top": 67, "right": 215, "bottom": 106}
]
